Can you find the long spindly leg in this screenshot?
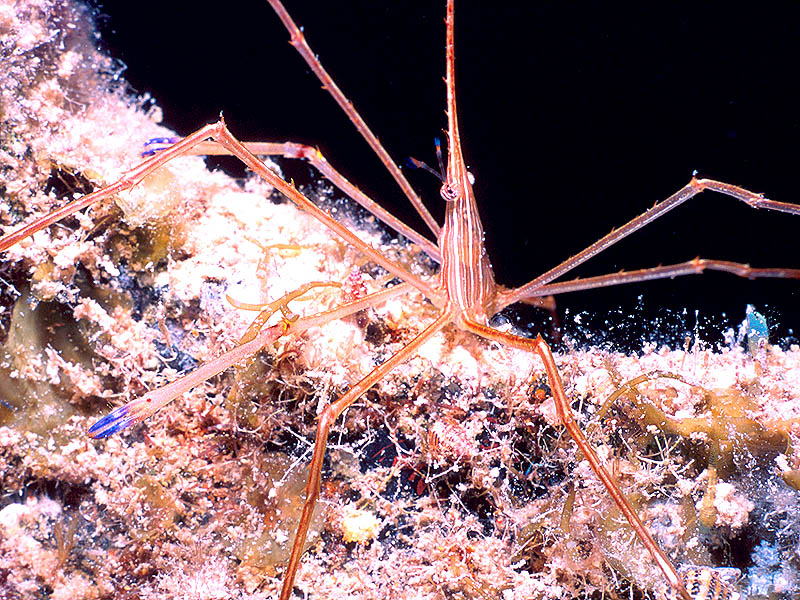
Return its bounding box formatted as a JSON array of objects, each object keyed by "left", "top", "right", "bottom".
[
  {"left": 88, "top": 279, "right": 416, "bottom": 438},
  {"left": 278, "top": 307, "right": 454, "bottom": 600},
  {"left": 145, "top": 138, "right": 441, "bottom": 260},
  {"left": 142, "top": 0, "right": 445, "bottom": 254},
  {"left": 461, "top": 318, "right": 692, "bottom": 600},
  {"left": 205, "top": 120, "right": 443, "bottom": 300},
  {"left": 265, "top": 0, "right": 440, "bottom": 239},
  {"left": 500, "top": 177, "right": 800, "bottom": 308},
  {"left": 0, "top": 120, "right": 441, "bottom": 301},
  {"left": 502, "top": 257, "right": 800, "bottom": 305}
]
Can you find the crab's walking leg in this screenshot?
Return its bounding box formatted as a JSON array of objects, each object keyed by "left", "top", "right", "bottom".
[
  {"left": 501, "top": 177, "right": 800, "bottom": 308},
  {"left": 462, "top": 319, "right": 691, "bottom": 600},
  {"left": 265, "top": 0, "right": 440, "bottom": 238},
  {"left": 207, "top": 121, "right": 440, "bottom": 298},
  {"left": 508, "top": 258, "right": 800, "bottom": 303},
  {"left": 0, "top": 121, "right": 440, "bottom": 301},
  {"left": 279, "top": 307, "right": 454, "bottom": 600},
  {"left": 150, "top": 139, "right": 441, "bottom": 260},
  {"left": 88, "top": 281, "right": 417, "bottom": 437},
  {"left": 88, "top": 320, "right": 289, "bottom": 438}
]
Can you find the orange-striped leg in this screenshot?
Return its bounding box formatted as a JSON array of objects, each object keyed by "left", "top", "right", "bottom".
[
  {"left": 278, "top": 307, "right": 453, "bottom": 600},
  {"left": 462, "top": 319, "right": 691, "bottom": 600}
]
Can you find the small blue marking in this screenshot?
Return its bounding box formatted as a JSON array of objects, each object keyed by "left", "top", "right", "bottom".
[
  {"left": 144, "top": 137, "right": 179, "bottom": 146},
  {"left": 88, "top": 405, "right": 130, "bottom": 437}
]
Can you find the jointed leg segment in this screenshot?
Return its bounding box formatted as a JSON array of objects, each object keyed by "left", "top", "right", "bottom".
[
  {"left": 461, "top": 319, "right": 689, "bottom": 598},
  {"left": 0, "top": 120, "right": 439, "bottom": 301},
  {"left": 500, "top": 177, "right": 800, "bottom": 308},
  {"left": 278, "top": 308, "right": 454, "bottom": 600},
  {"left": 89, "top": 280, "right": 416, "bottom": 439},
  {"left": 528, "top": 257, "right": 800, "bottom": 298},
  {"left": 144, "top": 138, "right": 441, "bottom": 259}
]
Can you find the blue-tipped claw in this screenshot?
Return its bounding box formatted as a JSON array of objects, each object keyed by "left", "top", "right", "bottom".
[
  {"left": 144, "top": 137, "right": 179, "bottom": 146},
  {"left": 140, "top": 136, "right": 179, "bottom": 158},
  {"left": 88, "top": 405, "right": 134, "bottom": 439}
]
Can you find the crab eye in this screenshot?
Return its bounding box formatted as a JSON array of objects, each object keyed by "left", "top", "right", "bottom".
[{"left": 440, "top": 182, "right": 460, "bottom": 201}]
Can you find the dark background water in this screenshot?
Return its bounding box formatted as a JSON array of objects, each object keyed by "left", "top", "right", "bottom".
[{"left": 89, "top": 1, "right": 800, "bottom": 350}]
